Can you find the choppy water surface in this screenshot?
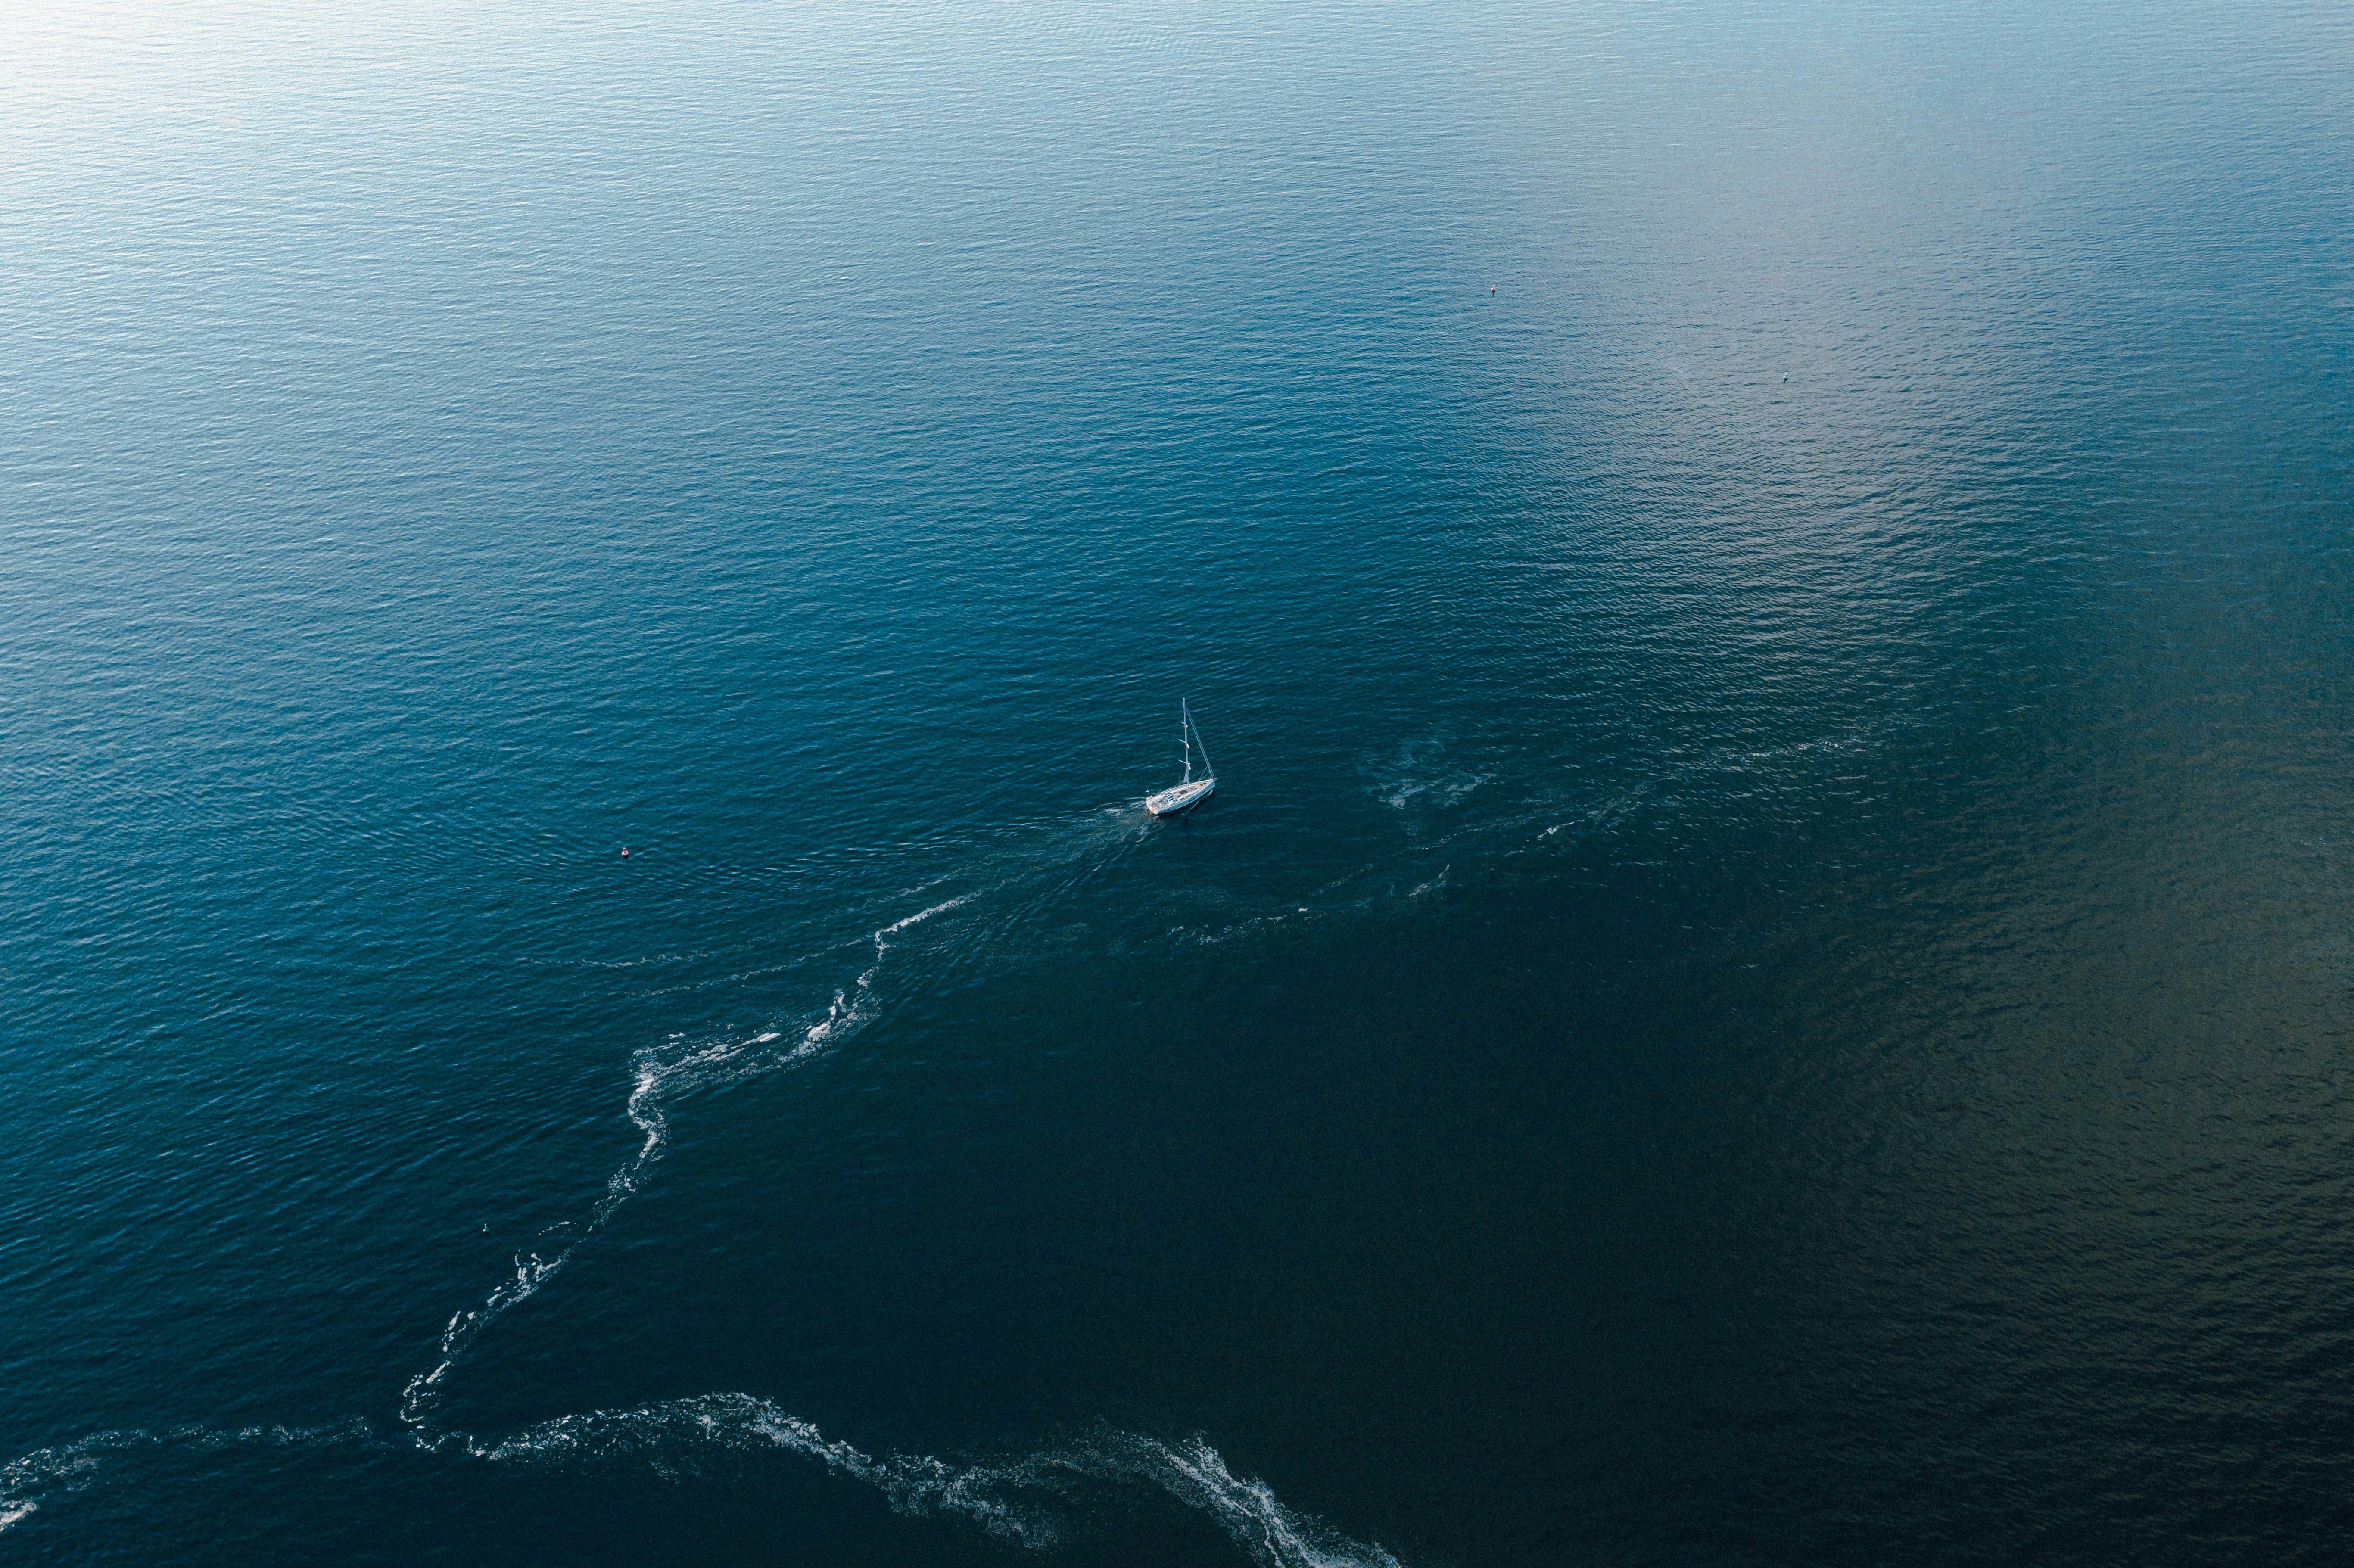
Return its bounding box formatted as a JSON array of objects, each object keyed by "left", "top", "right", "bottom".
[{"left": 5, "top": 0, "right": 2353, "bottom": 1561}]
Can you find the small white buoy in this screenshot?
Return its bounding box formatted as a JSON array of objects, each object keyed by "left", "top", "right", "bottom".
[{"left": 621, "top": 846, "right": 630, "bottom": 858}]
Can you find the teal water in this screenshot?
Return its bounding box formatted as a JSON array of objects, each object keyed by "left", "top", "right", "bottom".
[{"left": 6, "top": 1, "right": 2354, "bottom": 1561}]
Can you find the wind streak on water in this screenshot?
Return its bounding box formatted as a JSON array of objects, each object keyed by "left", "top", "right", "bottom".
[{"left": 398, "top": 895, "right": 974, "bottom": 1428}]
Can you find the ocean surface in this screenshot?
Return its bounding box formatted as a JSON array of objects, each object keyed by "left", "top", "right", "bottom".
[{"left": 6, "top": 0, "right": 2354, "bottom": 1561}]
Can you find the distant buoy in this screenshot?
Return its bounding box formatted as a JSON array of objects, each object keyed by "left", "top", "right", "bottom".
[
  {"left": 1490, "top": 286, "right": 1496, "bottom": 294},
  {"left": 621, "top": 847, "right": 630, "bottom": 858}
]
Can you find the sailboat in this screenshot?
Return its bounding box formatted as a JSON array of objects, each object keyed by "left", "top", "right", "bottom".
[{"left": 1146, "top": 700, "right": 1217, "bottom": 816}]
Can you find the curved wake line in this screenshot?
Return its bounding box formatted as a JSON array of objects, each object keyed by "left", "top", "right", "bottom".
[
  {"left": 478, "top": 1394, "right": 1403, "bottom": 1567},
  {"left": 0, "top": 1400, "right": 1401, "bottom": 1568},
  {"left": 0, "top": 805, "right": 1420, "bottom": 1559},
  {"left": 0, "top": 1419, "right": 376, "bottom": 1536},
  {"left": 399, "top": 894, "right": 974, "bottom": 1428}
]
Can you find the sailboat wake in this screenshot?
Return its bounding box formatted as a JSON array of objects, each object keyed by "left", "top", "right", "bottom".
[
  {"left": 0, "top": 1400, "right": 1401, "bottom": 1568},
  {"left": 399, "top": 893, "right": 974, "bottom": 1429},
  {"left": 0, "top": 838, "right": 1408, "bottom": 1565},
  {"left": 473, "top": 1395, "right": 1404, "bottom": 1568}
]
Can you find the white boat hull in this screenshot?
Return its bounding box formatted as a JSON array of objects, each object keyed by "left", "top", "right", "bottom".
[{"left": 1146, "top": 777, "right": 1215, "bottom": 816}]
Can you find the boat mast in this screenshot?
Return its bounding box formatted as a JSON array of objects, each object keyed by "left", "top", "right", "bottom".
[{"left": 1180, "top": 700, "right": 1192, "bottom": 783}]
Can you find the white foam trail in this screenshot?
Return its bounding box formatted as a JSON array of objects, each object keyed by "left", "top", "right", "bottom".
[
  {"left": 1374, "top": 737, "right": 1493, "bottom": 815},
  {"left": 0, "top": 1419, "right": 375, "bottom": 1536},
  {"left": 1383, "top": 772, "right": 1490, "bottom": 811},
  {"left": 1142, "top": 1434, "right": 1406, "bottom": 1568},
  {"left": 400, "top": 896, "right": 975, "bottom": 1427},
  {"left": 0, "top": 1400, "right": 1402, "bottom": 1565},
  {"left": 465, "top": 1393, "right": 1048, "bottom": 1546},
  {"left": 468, "top": 1394, "right": 1402, "bottom": 1567},
  {"left": 2, "top": 812, "right": 1420, "bottom": 1556}
]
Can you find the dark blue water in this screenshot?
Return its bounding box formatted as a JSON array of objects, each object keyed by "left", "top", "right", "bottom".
[{"left": 6, "top": 0, "right": 2354, "bottom": 1561}]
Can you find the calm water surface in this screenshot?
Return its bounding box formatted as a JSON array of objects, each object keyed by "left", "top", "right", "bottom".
[{"left": 5, "top": 1, "right": 2354, "bottom": 1562}]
